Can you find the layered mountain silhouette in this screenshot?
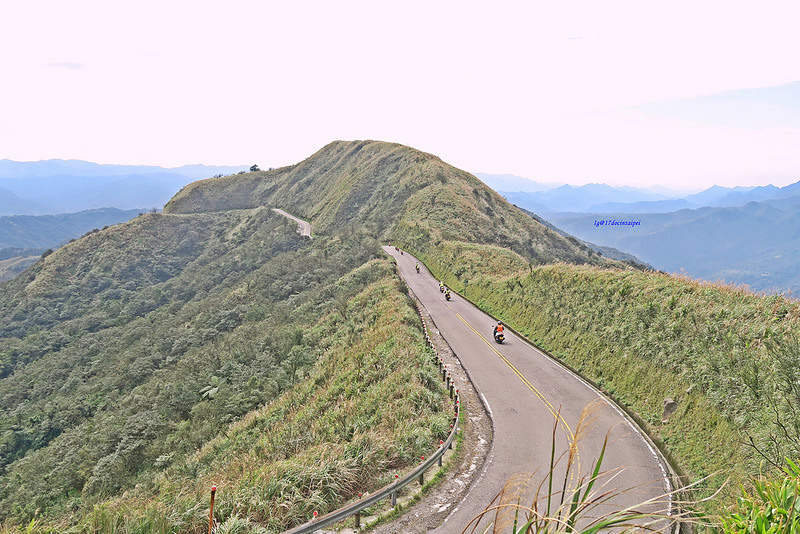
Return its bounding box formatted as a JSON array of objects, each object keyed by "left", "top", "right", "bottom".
[
  {"left": 0, "top": 159, "right": 248, "bottom": 216},
  {"left": 485, "top": 174, "right": 800, "bottom": 293}
]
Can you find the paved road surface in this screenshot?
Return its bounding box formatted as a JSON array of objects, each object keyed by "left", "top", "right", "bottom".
[
  {"left": 384, "top": 246, "right": 672, "bottom": 532},
  {"left": 273, "top": 208, "right": 312, "bottom": 237}
]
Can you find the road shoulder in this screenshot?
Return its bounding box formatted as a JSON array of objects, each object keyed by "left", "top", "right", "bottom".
[{"left": 368, "top": 290, "right": 494, "bottom": 533}]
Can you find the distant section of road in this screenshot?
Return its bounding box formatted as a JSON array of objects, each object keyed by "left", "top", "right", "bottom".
[
  {"left": 272, "top": 208, "right": 312, "bottom": 237},
  {"left": 383, "top": 246, "right": 673, "bottom": 532}
]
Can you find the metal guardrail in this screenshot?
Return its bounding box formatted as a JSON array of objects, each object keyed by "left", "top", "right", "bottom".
[{"left": 282, "top": 303, "right": 460, "bottom": 534}]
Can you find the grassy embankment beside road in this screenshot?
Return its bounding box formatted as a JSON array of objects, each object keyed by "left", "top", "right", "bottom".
[{"left": 75, "top": 263, "right": 450, "bottom": 533}]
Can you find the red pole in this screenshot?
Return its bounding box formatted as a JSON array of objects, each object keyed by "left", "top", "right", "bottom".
[{"left": 208, "top": 485, "right": 217, "bottom": 534}]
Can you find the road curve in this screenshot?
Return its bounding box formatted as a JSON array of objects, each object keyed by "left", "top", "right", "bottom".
[
  {"left": 384, "top": 246, "right": 673, "bottom": 532},
  {"left": 273, "top": 208, "right": 312, "bottom": 237}
]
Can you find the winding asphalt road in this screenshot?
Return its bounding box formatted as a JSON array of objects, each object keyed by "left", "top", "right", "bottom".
[
  {"left": 384, "top": 246, "right": 673, "bottom": 532},
  {"left": 273, "top": 208, "right": 312, "bottom": 237}
]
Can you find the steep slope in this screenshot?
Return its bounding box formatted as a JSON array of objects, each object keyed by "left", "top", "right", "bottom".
[
  {"left": 0, "top": 206, "right": 450, "bottom": 530},
  {"left": 166, "top": 140, "right": 609, "bottom": 266},
  {"left": 2, "top": 139, "right": 798, "bottom": 530}
]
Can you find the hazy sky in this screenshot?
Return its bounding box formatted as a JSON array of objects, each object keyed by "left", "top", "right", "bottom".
[{"left": 2, "top": 1, "right": 799, "bottom": 190}]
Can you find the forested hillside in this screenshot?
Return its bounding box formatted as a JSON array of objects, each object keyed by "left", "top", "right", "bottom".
[{"left": 0, "top": 207, "right": 449, "bottom": 531}]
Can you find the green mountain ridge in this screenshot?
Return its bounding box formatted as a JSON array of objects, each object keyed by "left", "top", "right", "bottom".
[{"left": 166, "top": 140, "right": 607, "bottom": 267}]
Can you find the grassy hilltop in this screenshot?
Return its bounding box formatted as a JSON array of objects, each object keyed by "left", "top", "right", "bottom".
[
  {"left": 1, "top": 140, "right": 798, "bottom": 532},
  {"left": 165, "top": 140, "right": 605, "bottom": 266}
]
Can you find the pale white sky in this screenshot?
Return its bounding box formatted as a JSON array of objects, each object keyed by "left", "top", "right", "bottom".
[{"left": 2, "top": 1, "right": 799, "bottom": 189}]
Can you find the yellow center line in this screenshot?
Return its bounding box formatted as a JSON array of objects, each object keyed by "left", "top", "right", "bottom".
[{"left": 455, "top": 312, "right": 574, "bottom": 442}]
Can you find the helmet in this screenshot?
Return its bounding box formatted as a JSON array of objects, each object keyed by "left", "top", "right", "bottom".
[{"left": 498, "top": 321, "right": 503, "bottom": 325}]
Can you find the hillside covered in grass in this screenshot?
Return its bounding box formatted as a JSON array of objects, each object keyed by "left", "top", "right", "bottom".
[
  {"left": 165, "top": 140, "right": 608, "bottom": 267},
  {"left": 2, "top": 139, "right": 599, "bottom": 531},
  {"left": 0, "top": 209, "right": 449, "bottom": 531}
]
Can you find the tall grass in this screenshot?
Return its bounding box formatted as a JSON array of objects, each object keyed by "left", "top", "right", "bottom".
[
  {"left": 465, "top": 402, "right": 682, "bottom": 533},
  {"left": 1, "top": 260, "right": 451, "bottom": 533}
]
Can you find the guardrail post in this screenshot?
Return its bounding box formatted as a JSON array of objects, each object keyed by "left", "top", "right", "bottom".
[
  {"left": 391, "top": 474, "right": 399, "bottom": 507},
  {"left": 438, "top": 440, "right": 444, "bottom": 466},
  {"left": 354, "top": 492, "right": 362, "bottom": 528},
  {"left": 208, "top": 485, "right": 216, "bottom": 534},
  {"left": 419, "top": 456, "right": 425, "bottom": 485}
]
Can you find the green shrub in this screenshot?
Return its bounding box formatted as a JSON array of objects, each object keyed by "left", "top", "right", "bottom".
[{"left": 720, "top": 460, "right": 800, "bottom": 533}]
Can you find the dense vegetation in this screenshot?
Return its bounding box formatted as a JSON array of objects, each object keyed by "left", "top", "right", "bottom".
[
  {"left": 0, "top": 208, "right": 145, "bottom": 281},
  {"left": 166, "top": 141, "right": 604, "bottom": 267},
  {"left": 171, "top": 140, "right": 800, "bottom": 522},
  {"left": 0, "top": 203, "right": 448, "bottom": 531}
]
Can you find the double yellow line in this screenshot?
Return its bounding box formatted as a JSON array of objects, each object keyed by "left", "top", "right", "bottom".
[{"left": 455, "top": 312, "right": 574, "bottom": 442}]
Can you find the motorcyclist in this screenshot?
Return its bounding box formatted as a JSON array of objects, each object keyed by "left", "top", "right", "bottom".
[
  {"left": 416, "top": 263, "right": 420, "bottom": 273},
  {"left": 493, "top": 321, "right": 504, "bottom": 338},
  {"left": 445, "top": 289, "right": 451, "bottom": 301}
]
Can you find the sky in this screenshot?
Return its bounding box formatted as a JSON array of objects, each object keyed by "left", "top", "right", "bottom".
[{"left": 2, "top": 1, "right": 800, "bottom": 191}]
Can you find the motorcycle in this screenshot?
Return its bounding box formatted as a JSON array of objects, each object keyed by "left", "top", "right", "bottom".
[
  {"left": 493, "top": 329, "right": 505, "bottom": 344},
  {"left": 415, "top": 264, "right": 420, "bottom": 273},
  {"left": 445, "top": 290, "right": 451, "bottom": 301}
]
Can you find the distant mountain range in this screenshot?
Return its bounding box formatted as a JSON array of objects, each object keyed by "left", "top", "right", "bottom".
[
  {"left": 0, "top": 159, "right": 249, "bottom": 216},
  {"left": 479, "top": 173, "right": 800, "bottom": 293},
  {"left": 0, "top": 160, "right": 249, "bottom": 280}
]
